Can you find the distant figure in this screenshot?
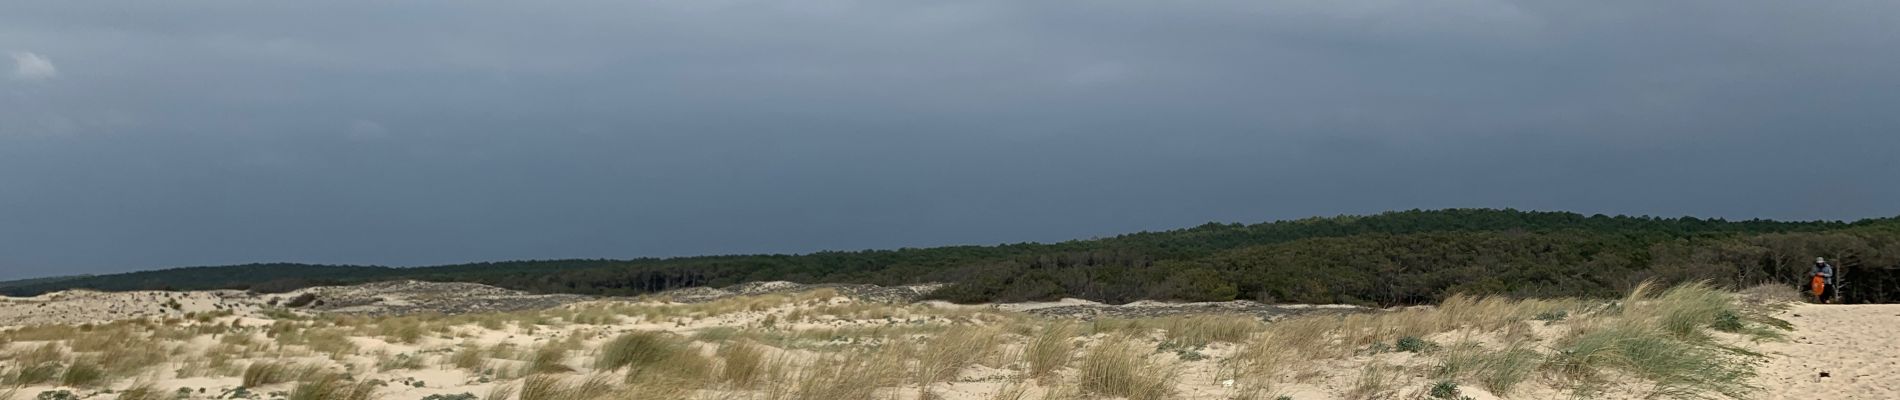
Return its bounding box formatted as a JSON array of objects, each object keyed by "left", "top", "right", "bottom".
[{"left": 1810, "top": 257, "right": 1836, "bottom": 303}]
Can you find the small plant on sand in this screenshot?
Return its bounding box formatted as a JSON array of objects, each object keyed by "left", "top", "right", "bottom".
[
  {"left": 1533, "top": 310, "right": 1569, "bottom": 323},
  {"left": 1428, "top": 381, "right": 1464, "bottom": 399},
  {"left": 1395, "top": 336, "right": 1437, "bottom": 353},
  {"left": 33, "top": 390, "right": 77, "bottom": 400}
]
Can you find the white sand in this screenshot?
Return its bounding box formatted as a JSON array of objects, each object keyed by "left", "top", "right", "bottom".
[{"left": 1757, "top": 304, "right": 1900, "bottom": 399}]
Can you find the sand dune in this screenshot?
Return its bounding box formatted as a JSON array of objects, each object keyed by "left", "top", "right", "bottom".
[{"left": 0, "top": 282, "right": 1888, "bottom": 400}]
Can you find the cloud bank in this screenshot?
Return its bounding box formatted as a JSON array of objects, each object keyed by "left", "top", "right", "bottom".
[{"left": 0, "top": 1, "right": 1896, "bottom": 279}]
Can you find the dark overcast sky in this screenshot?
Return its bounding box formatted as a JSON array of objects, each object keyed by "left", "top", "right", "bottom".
[{"left": 3, "top": 1, "right": 1898, "bottom": 280}]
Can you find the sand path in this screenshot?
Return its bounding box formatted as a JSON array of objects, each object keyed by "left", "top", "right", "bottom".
[{"left": 1758, "top": 304, "right": 1900, "bottom": 400}]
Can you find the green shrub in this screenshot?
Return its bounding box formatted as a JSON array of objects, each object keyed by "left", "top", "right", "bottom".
[
  {"left": 1428, "top": 381, "right": 1460, "bottom": 399},
  {"left": 1395, "top": 336, "right": 1436, "bottom": 353},
  {"left": 1711, "top": 310, "right": 1744, "bottom": 332},
  {"left": 1533, "top": 310, "right": 1568, "bottom": 323}
]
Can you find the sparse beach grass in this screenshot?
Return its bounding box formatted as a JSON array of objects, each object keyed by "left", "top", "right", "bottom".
[{"left": 0, "top": 283, "right": 1798, "bottom": 400}]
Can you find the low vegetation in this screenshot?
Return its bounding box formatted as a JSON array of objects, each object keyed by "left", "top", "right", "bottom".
[{"left": 0, "top": 279, "right": 1797, "bottom": 400}]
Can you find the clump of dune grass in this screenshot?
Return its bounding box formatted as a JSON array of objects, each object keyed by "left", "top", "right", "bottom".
[
  {"left": 117, "top": 383, "right": 167, "bottom": 400},
  {"left": 767, "top": 346, "right": 907, "bottom": 400},
  {"left": 989, "top": 380, "right": 1033, "bottom": 400},
  {"left": 450, "top": 346, "right": 487, "bottom": 371},
  {"left": 1543, "top": 284, "right": 1766, "bottom": 398},
  {"left": 593, "top": 331, "right": 712, "bottom": 385},
  {"left": 275, "top": 327, "right": 358, "bottom": 356},
  {"left": 1345, "top": 363, "right": 1400, "bottom": 400},
  {"left": 484, "top": 381, "right": 518, "bottom": 400},
  {"left": 371, "top": 318, "right": 428, "bottom": 344},
  {"left": 59, "top": 358, "right": 106, "bottom": 388},
  {"left": 914, "top": 325, "right": 1002, "bottom": 393},
  {"left": 5, "top": 345, "right": 68, "bottom": 386},
  {"left": 594, "top": 331, "right": 688, "bottom": 371},
  {"left": 519, "top": 374, "right": 617, "bottom": 400},
  {"left": 242, "top": 361, "right": 325, "bottom": 387},
  {"left": 1432, "top": 341, "right": 1540, "bottom": 396},
  {"left": 9, "top": 362, "right": 64, "bottom": 386},
  {"left": 100, "top": 340, "right": 172, "bottom": 377},
  {"left": 1160, "top": 315, "right": 1263, "bottom": 348},
  {"left": 1233, "top": 324, "right": 1322, "bottom": 384},
  {"left": 1076, "top": 336, "right": 1177, "bottom": 400},
  {"left": 287, "top": 374, "right": 379, "bottom": 400},
  {"left": 376, "top": 352, "right": 428, "bottom": 371},
  {"left": 1026, "top": 322, "right": 1078, "bottom": 381},
  {"left": 692, "top": 327, "right": 744, "bottom": 342},
  {"left": 1619, "top": 282, "right": 1739, "bottom": 340},
  {"left": 520, "top": 345, "right": 574, "bottom": 375},
  {"left": 15, "top": 342, "right": 67, "bottom": 367},
  {"left": 717, "top": 341, "right": 770, "bottom": 386}
]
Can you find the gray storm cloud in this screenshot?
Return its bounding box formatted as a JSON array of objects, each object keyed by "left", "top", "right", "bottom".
[{"left": 0, "top": 0, "right": 1897, "bottom": 279}]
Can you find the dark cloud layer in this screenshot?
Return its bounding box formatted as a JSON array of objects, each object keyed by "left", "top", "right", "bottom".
[{"left": 3, "top": 1, "right": 1898, "bottom": 279}]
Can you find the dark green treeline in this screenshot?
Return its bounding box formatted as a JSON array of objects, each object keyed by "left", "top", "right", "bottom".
[{"left": 7, "top": 209, "right": 1898, "bottom": 306}]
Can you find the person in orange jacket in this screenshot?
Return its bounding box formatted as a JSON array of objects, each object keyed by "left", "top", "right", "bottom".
[{"left": 1810, "top": 257, "right": 1836, "bottom": 303}]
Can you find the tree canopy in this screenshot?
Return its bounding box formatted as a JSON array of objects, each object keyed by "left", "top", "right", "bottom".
[{"left": 8, "top": 209, "right": 1897, "bottom": 306}]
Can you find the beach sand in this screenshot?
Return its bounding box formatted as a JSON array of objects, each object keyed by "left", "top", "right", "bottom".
[{"left": 1757, "top": 304, "right": 1900, "bottom": 400}]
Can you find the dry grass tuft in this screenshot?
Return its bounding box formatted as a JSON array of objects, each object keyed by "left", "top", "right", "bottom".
[
  {"left": 594, "top": 331, "right": 689, "bottom": 371},
  {"left": 485, "top": 381, "right": 519, "bottom": 400},
  {"left": 717, "top": 341, "right": 771, "bottom": 387},
  {"left": 1345, "top": 363, "right": 1400, "bottom": 400},
  {"left": 519, "top": 374, "right": 617, "bottom": 400},
  {"left": 1432, "top": 341, "right": 1540, "bottom": 396},
  {"left": 287, "top": 374, "right": 379, "bottom": 400},
  {"left": 1025, "top": 322, "right": 1078, "bottom": 381},
  {"left": 1075, "top": 336, "right": 1177, "bottom": 400},
  {"left": 1160, "top": 315, "right": 1263, "bottom": 348},
  {"left": 242, "top": 361, "right": 325, "bottom": 387},
  {"left": 117, "top": 383, "right": 167, "bottom": 400},
  {"left": 914, "top": 325, "right": 1002, "bottom": 393},
  {"left": 59, "top": 358, "right": 106, "bottom": 388},
  {"left": 450, "top": 345, "right": 488, "bottom": 371},
  {"left": 767, "top": 345, "right": 907, "bottom": 400},
  {"left": 520, "top": 345, "right": 574, "bottom": 375}
]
